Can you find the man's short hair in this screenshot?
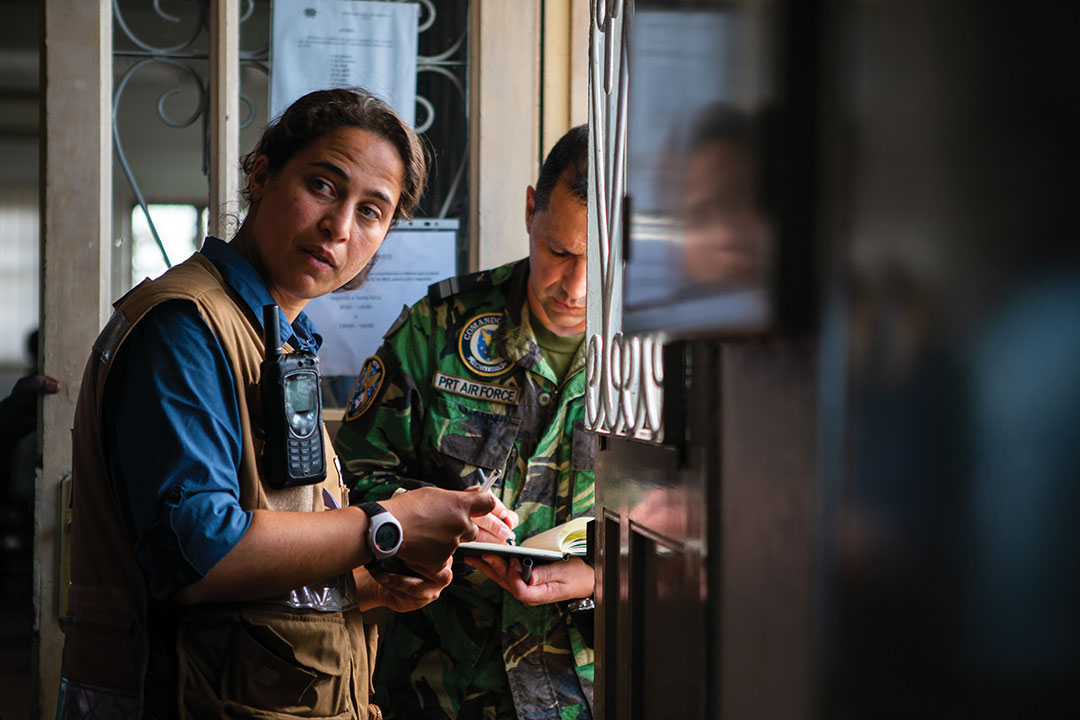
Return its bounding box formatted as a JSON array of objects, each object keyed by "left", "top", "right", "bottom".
[{"left": 534, "top": 124, "right": 588, "bottom": 211}]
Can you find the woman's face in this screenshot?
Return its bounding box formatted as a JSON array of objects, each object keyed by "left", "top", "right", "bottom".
[{"left": 243, "top": 126, "right": 404, "bottom": 319}]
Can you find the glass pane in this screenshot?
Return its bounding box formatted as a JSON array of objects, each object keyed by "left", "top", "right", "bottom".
[
  {"left": 130, "top": 204, "right": 201, "bottom": 283},
  {"left": 0, "top": 188, "right": 39, "bottom": 372},
  {"left": 624, "top": 1, "right": 779, "bottom": 336}
]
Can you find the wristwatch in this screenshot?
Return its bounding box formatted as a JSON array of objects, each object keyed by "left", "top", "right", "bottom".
[
  {"left": 358, "top": 502, "right": 403, "bottom": 560},
  {"left": 565, "top": 597, "right": 595, "bottom": 613}
]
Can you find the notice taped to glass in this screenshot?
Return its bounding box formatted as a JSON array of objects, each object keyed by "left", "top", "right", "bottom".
[{"left": 270, "top": 0, "right": 418, "bottom": 125}]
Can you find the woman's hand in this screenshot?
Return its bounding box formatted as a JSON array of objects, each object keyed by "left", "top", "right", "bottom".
[
  {"left": 382, "top": 486, "right": 495, "bottom": 579},
  {"left": 354, "top": 562, "right": 453, "bottom": 613},
  {"left": 463, "top": 555, "right": 594, "bottom": 606}
]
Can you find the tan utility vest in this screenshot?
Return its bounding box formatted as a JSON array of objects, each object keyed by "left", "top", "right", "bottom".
[{"left": 60, "top": 252, "right": 375, "bottom": 719}]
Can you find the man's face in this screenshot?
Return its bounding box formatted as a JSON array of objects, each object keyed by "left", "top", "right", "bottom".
[{"left": 525, "top": 180, "right": 588, "bottom": 336}]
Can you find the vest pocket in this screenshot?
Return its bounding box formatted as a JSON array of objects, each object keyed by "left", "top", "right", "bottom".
[
  {"left": 205, "top": 700, "right": 353, "bottom": 719},
  {"left": 178, "top": 605, "right": 359, "bottom": 718},
  {"left": 205, "top": 699, "right": 349, "bottom": 716},
  {"left": 63, "top": 584, "right": 145, "bottom": 695}
]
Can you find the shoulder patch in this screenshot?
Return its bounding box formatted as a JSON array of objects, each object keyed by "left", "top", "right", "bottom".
[
  {"left": 383, "top": 305, "right": 410, "bottom": 339},
  {"left": 458, "top": 313, "right": 512, "bottom": 376},
  {"left": 93, "top": 310, "right": 131, "bottom": 364},
  {"left": 344, "top": 356, "right": 386, "bottom": 421},
  {"left": 427, "top": 268, "right": 492, "bottom": 302}
]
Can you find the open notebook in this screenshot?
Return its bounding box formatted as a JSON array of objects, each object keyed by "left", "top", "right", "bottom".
[{"left": 456, "top": 516, "right": 592, "bottom": 563}]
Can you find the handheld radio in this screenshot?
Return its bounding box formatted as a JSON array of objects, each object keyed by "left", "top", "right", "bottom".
[{"left": 260, "top": 304, "right": 326, "bottom": 489}]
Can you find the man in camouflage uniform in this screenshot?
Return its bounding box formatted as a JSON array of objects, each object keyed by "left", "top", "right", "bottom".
[{"left": 335, "top": 125, "right": 595, "bottom": 720}]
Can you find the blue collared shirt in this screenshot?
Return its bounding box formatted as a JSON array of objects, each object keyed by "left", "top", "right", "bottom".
[{"left": 103, "top": 237, "right": 322, "bottom": 601}]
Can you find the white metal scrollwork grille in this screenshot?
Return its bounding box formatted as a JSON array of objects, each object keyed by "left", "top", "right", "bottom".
[
  {"left": 112, "top": 0, "right": 264, "bottom": 269},
  {"left": 113, "top": 0, "right": 469, "bottom": 269},
  {"left": 585, "top": 0, "right": 665, "bottom": 442}
]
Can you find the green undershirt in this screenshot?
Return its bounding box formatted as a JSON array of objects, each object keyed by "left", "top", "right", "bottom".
[{"left": 532, "top": 321, "right": 584, "bottom": 382}]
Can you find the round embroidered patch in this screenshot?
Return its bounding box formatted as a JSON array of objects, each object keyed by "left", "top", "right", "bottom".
[
  {"left": 345, "top": 356, "right": 385, "bottom": 421},
  {"left": 458, "top": 313, "right": 511, "bottom": 377}
]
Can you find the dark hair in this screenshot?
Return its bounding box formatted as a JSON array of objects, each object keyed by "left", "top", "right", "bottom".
[
  {"left": 534, "top": 124, "right": 588, "bottom": 211},
  {"left": 687, "top": 103, "right": 754, "bottom": 154},
  {"left": 681, "top": 102, "right": 765, "bottom": 213},
  {"left": 240, "top": 87, "right": 427, "bottom": 223}
]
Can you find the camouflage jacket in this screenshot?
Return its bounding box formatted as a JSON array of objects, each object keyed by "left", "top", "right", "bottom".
[{"left": 335, "top": 259, "right": 595, "bottom": 720}]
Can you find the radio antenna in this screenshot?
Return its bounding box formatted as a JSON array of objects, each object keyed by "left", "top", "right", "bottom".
[{"left": 263, "top": 304, "right": 282, "bottom": 360}]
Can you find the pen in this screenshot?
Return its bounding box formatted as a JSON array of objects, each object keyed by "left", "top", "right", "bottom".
[
  {"left": 477, "top": 468, "right": 514, "bottom": 545},
  {"left": 477, "top": 468, "right": 500, "bottom": 494},
  {"left": 519, "top": 557, "right": 534, "bottom": 585}
]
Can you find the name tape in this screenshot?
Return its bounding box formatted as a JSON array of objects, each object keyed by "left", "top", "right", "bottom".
[{"left": 434, "top": 371, "right": 519, "bottom": 405}]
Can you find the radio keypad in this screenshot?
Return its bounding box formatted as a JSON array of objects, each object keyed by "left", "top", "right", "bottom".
[{"left": 288, "top": 433, "right": 322, "bottom": 475}]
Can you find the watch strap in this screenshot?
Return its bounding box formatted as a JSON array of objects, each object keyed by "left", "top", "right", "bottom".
[
  {"left": 566, "top": 597, "right": 595, "bottom": 613},
  {"left": 358, "top": 501, "right": 389, "bottom": 518}
]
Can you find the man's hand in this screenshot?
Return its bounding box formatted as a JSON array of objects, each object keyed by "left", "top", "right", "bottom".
[
  {"left": 464, "top": 486, "right": 520, "bottom": 543},
  {"left": 0, "top": 374, "right": 59, "bottom": 439},
  {"left": 463, "top": 555, "right": 595, "bottom": 606},
  {"left": 354, "top": 563, "right": 453, "bottom": 613},
  {"left": 382, "top": 486, "right": 495, "bottom": 580}
]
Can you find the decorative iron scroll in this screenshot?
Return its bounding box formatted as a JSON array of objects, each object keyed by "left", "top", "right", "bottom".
[
  {"left": 113, "top": 0, "right": 469, "bottom": 272},
  {"left": 585, "top": 0, "right": 665, "bottom": 441},
  {"left": 113, "top": 0, "right": 264, "bottom": 269},
  {"left": 415, "top": 0, "right": 469, "bottom": 219}
]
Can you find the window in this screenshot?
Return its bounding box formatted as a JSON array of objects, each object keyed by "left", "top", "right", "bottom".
[
  {"left": 0, "top": 187, "right": 40, "bottom": 373},
  {"left": 130, "top": 204, "right": 207, "bottom": 285}
]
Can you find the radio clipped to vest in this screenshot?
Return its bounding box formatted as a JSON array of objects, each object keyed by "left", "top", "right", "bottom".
[{"left": 260, "top": 304, "right": 326, "bottom": 489}]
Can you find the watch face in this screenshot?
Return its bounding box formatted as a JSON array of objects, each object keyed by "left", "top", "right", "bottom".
[{"left": 374, "top": 521, "right": 401, "bottom": 551}]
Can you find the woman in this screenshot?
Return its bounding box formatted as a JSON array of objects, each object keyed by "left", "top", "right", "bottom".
[{"left": 58, "top": 88, "right": 505, "bottom": 719}]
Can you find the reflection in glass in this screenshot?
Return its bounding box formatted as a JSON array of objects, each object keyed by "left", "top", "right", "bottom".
[
  {"left": 624, "top": 4, "right": 776, "bottom": 335},
  {"left": 681, "top": 104, "right": 770, "bottom": 291}
]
